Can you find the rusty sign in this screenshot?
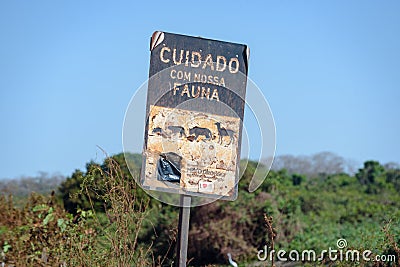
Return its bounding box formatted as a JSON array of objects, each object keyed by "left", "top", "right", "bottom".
[{"left": 141, "top": 31, "right": 249, "bottom": 200}]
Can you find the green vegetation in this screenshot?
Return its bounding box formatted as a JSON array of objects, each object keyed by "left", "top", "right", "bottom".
[
  {"left": 0, "top": 153, "right": 399, "bottom": 266},
  {"left": 0, "top": 173, "right": 64, "bottom": 207}
]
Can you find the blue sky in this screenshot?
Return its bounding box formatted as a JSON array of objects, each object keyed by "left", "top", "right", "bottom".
[{"left": 0, "top": 1, "right": 399, "bottom": 179}]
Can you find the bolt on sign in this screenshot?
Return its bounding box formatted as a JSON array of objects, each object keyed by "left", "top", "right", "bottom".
[{"left": 141, "top": 31, "right": 249, "bottom": 200}]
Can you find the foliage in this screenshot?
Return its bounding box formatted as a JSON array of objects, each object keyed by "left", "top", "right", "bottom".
[
  {"left": 58, "top": 152, "right": 178, "bottom": 265},
  {"left": 1, "top": 153, "right": 400, "bottom": 266},
  {"left": 0, "top": 153, "right": 156, "bottom": 266},
  {"left": 271, "top": 151, "right": 357, "bottom": 177},
  {"left": 0, "top": 173, "right": 64, "bottom": 206},
  {"left": 73, "top": 154, "right": 154, "bottom": 266},
  {"left": 0, "top": 193, "right": 96, "bottom": 266},
  {"left": 187, "top": 160, "right": 400, "bottom": 266},
  {"left": 58, "top": 153, "right": 144, "bottom": 214}
]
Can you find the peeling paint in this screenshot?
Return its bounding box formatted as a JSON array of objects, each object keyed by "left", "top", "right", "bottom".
[
  {"left": 144, "top": 105, "right": 239, "bottom": 197},
  {"left": 141, "top": 31, "right": 249, "bottom": 200}
]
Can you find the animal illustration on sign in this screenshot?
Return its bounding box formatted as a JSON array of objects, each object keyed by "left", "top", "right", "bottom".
[
  {"left": 151, "top": 126, "right": 186, "bottom": 139},
  {"left": 189, "top": 126, "right": 212, "bottom": 141},
  {"left": 152, "top": 127, "right": 163, "bottom": 135},
  {"left": 167, "top": 125, "right": 186, "bottom": 137},
  {"left": 215, "top": 122, "right": 234, "bottom": 145},
  {"left": 152, "top": 122, "right": 235, "bottom": 145}
]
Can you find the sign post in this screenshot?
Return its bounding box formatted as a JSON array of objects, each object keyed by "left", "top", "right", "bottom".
[
  {"left": 176, "top": 195, "right": 191, "bottom": 266},
  {"left": 141, "top": 31, "right": 249, "bottom": 266}
]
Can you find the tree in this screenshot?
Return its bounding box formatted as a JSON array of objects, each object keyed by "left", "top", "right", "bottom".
[
  {"left": 292, "top": 174, "right": 306, "bottom": 186},
  {"left": 58, "top": 153, "right": 143, "bottom": 214},
  {"left": 356, "top": 161, "right": 384, "bottom": 185},
  {"left": 386, "top": 168, "right": 400, "bottom": 191},
  {"left": 271, "top": 152, "right": 356, "bottom": 178},
  {"left": 355, "top": 161, "right": 385, "bottom": 194},
  {"left": 58, "top": 167, "right": 102, "bottom": 214}
]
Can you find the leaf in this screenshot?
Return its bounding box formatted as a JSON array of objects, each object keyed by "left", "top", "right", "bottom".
[
  {"left": 32, "top": 204, "right": 48, "bottom": 212},
  {"left": 43, "top": 213, "right": 55, "bottom": 226},
  {"left": 3, "top": 242, "right": 11, "bottom": 253},
  {"left": 57, "top": 218, "right": 67, "bottom": 232}
]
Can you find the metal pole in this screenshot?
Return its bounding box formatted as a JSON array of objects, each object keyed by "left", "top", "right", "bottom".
[{"left": 176, "top": 194, "right": 191, "bottom": 267}]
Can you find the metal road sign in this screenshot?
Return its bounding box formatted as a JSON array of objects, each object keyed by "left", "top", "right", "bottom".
[{"left": 141, "top": 31, "right": 249, "bottom": 200}]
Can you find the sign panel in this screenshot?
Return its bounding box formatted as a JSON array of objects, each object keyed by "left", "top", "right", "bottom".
[{"left": 141, "top": 31, "right": 249, "bottom": 200}]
